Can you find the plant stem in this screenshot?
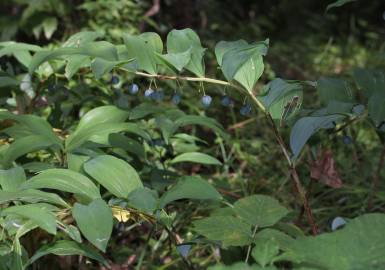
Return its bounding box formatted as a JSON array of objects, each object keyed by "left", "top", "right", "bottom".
[
  {"left": 164, "top": 226, "right": 195, "bottom": 270},
  {"left": 265, "top": 114, "right": 319, "bottom": 235},
  {"left": 245, "top": 225, "right": 258, "bottom": 263},
  {"left": 122, "top": 70, "right": 318, "bottom": 234}
]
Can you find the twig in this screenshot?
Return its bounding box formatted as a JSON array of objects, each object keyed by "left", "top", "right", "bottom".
[
  {"left": 227, "top": 117, "right": 256, "bottom": 131},
  {"left": 265, "top": 114, "right": 319, "bottom": 235},
  {"left": 139, "top": 0, "right": 161, "bottom": 31},
  {"left": 164, "top": 226, "right": 195, "bottom": 270}
]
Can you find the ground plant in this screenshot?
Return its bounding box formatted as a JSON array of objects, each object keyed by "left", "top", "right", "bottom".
[{"left": 0, "top": 1, "right": 384, "bottom": 269}]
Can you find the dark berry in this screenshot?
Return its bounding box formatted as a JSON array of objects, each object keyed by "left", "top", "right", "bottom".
[
  {"left": 240, "top": 104, "right": 252, "bottom": 116},
  {"left": 221, "top": 95, "right": 233, "bottom": 107},
  {"left": 152, "top": 90, "right": 164, "bottom": 101},
  {"left": 352, "top": 104, "right": 365, "bottom": 115},
  {"left": 342, "top": 135, "right": 352, "bottom": 145},
  {"left": 47, "top": 84, "right": 56, "bottom": 91},
  {"left": 144, "top": 88, "right": 154, "bottom": 99},
  {"left": 111, "top": 75, "right": 119, "bottom": 85},
  {"left": 172, "top": 93, "right": 181, "bottom": 104},
  {"left": 128, "top": 83, "right": 139, "bottom": 95},
  {"left": 201, "top": 95, "right": 212, "bottom": 108}
]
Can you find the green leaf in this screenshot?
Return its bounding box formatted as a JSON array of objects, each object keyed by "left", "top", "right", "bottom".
[
  {"left": 368, "top": 90, "right": 385, "bottom": 126},
  {"left": 1, "top": 135, "right": 54, "bottom": 167},
  {"left": 159, "top": 176, "right": 222, "bottom": 208},
  {"left": 108, "top": 133, "right": 146, "bottom": 159},
  {"left": 172, "top": 115, "right": 228, "bottom": 139},
  {"left": 124, "top": 32, "right": 163, "bottom": 74},
  {"left": 215, "top": 40, "right": 248, "bottom": 65},
  {"left": 76, "top": 105, "right": 129, "bottom": 131},
  {"left": 65, "top": 106, "right": 149, "bottom": 151},
  {"left": 10, "top": 239, "right": 25, "bottom": 270},
  {"left": 234, "top": 195, "right": 289, "bottom": 227},
  {"left": 193, "top": 216, "right": 252, "bottom": 246},
  {"left": 234, "top": 54, "right": 264, "bottom": 92},
  {"left": 1, "top": 204, "right": 56, "bottom": 235},
  {"left": 254, "top": 229, "right": 294, "bottom": 251},
  {"left": 13, "top": 50, "right": 32, "bottom": 67},
  {"left": 15, "top": 220, "right": 38, "bottom": 239},
  {"left": 29, "top": 41, "right": 118, "bottom": 73},
  {"left": 66, "top": 122, "right": 149, "bottom": 151},
  {"left": 0, "top": 74, "right": 19, "bottom": 87},
  {"left": 0, "top": 166, "right": 26, "bottom": 191},
  {"left": 258, "top": 78, "right": 303, "bottom": 120},
  {"left": 252, "top": 240, "right": 279, "bottom": 267},
  {"left": 325, "top": 100, "right": 355, "bottom": 115},
  {"left": 156, "top": 48, "right": 192, "bottom": 72},
  {"left": 26, "top": 240, "right": 108, "bottom": 267},
  {"left": 84, "top": 155, "right": 143, "bottom": 198},
  {"left": 166, "top": 28, "right": 206, "bottom": 77},
  {"left": 72, "top": 199, "right": 113, "bottom": 252},
  {"left": 62, "top": 31, "right": 103, "bottom": 47},
  {"left": 42, "top": 17, "right": 58, "bottom": 39},
  {"left": 90, "top": 57, "right": 134, "bottom": 79},
  {"left": 64, "top": 55, "right": 90, "bottom": 79},
  {"left": 326, "top": 0, "right": 357, "bottom": 11},
  {"left": 129, "top": 103, "right": 165, "bottom": 120},
  {"left": 21, "top": 169, "right": 101, "bottom": 200},
  {"left": 0, "top": 111, "right": 62, "bottom": 146},
  {"left": 353, "top": 69, "right": 385, "bottom": 98},
  {"left": 170, "top": 152, "right": 222, "bottom": 166},
  {"left": 317, "top": 77, "right": 353, "bottom": 104},
  {"left": 60, "top": 224, "right": 82, "bottom": 243},
  {"left": 0, "top": 189, "right": 69, "bottom": 208},
  {"left": 290, "top": 114, "right": 344, "bottom": 159},
  {"left": 282, "top": 214, "right": 385, "bottom": 270},
  {"left": 220, "top": 40, "right": 268, "bottom": 91},
  {"left": 22, "top": 162, "right": 55, "bottom": 173},
  {"left": 128, "top": 187, "right": 158, "bottom": 213},
  {"left": 0, "top": 42, "right": 42, "bottom": 57}
]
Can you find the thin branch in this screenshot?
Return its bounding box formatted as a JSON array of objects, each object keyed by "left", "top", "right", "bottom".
[
  {"left": 265, "top": 114, "right": 319, "bottom": 235},
  {"left": 245, "top": 225, "right": 258, "bottom": 263}
]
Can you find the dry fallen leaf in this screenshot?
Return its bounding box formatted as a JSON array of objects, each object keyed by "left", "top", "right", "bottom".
[{"left": 310, "top": 150, "right": 343, "bottom": 188}]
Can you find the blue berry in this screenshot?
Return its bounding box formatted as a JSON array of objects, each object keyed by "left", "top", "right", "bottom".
[
  {"left": 111, "top": 75, "right": 119, "bottom": 85},
  {"left": 240, "top": 104, "right": 252, "bottom": 116},
  {"left": 221, "top": 95, "right": 233, "bottom": 107},
  {"left": 128, "top": 83, "right": 139, "bottom": 95},
  {"left": 172, "top": 93, "right": 181, "bottom": 105},
  {"left": 342, "top": 135, "right": 352, "bottom": 145},
  {"left": 201, "top": 95, "right": 212, "bottom": 108},
  {"left": 144, "top": 88, "right": 154, "bottom": 99},
  {"left": 152, "top": 90, "right": 164, "bottom": 101}
]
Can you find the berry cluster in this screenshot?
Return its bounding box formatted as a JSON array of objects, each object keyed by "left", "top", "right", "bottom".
[{"left": 110, "top": 76, "right": 253, "bottom": 116}]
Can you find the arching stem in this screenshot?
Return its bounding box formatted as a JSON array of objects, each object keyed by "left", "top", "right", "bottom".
[{"left": 121, "top": 69, "right": 318, "bottom": 234}]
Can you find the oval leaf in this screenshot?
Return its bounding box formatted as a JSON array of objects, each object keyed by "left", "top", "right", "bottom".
[
  {"left": 1, "top": 204, "right": 56, "bottom": 235},
  {"left": 159, "top": 176, "right": 222, "bottom": 208},
  {"left": 72, "top": 199, "right": 113, "bottom": 252},
  {"left": 21, "top": 169, "right": 101, "bottom": 200},
  {"left": 84, "top": 155, "right": 143, "bottom": 198},
  {"left": 170, "top": 152, "right": 222, "bottom": 166}
]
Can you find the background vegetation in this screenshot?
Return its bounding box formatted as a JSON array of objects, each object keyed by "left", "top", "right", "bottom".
[{"left": 0, "top": 0, "right": 384, "bottom": 269}]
